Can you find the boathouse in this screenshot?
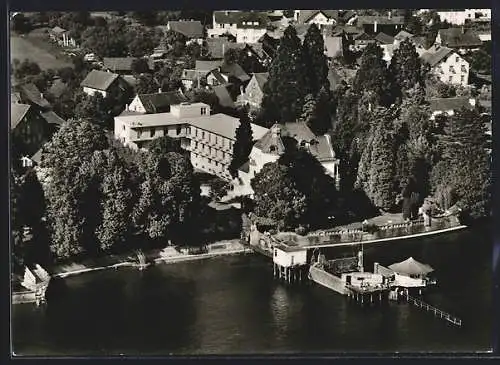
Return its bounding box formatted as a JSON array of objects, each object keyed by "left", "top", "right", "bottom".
[{"left": 272, "top": 244, "right": 308, "bottom": 283}]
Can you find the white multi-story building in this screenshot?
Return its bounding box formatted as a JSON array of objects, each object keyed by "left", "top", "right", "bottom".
[
  {"left": 436, "top": 9, "right": 491, "bottom": 25},
  {"left": 207, "top": 11, "right": 268, "bottom": 44},
  {"left": 421, "top": 46, "right": 470, "bottom": 86},
  {"left": 114, "top": 102, "right": 268, "bottom": 180}
]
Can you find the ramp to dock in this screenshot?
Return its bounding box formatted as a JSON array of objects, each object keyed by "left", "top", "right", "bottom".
[{"left": 406, "top": 294, "right": 462, "bottom": 327}]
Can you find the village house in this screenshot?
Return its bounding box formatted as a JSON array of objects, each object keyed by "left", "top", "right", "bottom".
[
  {"left": 356, "top": 13, "right": 405, "bottom": 36},
  {"left": 206, "top": 63, "right": 250, "bottom": 88},
  {"left": 208, "top": 11, "right": 269, "bottom": 44},
  {"left": 435, "top": 28, "right": 482, "bottom": 52},
  {"left": 11, "top": 103, "right": 50, "bottom": 162},
  {"left": 421, "top": 45, "right": 470, "bottom": 86},
  {"left": 436, "top": 9, "right": 491, "bottom": 25},
  {"left": 182, "top": 60, "right": 224, "bottom": 89},
  {"left": 48, "top": 26, "right": 77, "bottom": 47},
  {"left": 166, "top": 20, "right": 204, "bottom": 44},
  {"left": 393, "top": 30, "right": 414, "bottom": 47},
  {"left": 102, "top": 57, "right": 153, "bottom": 75},
  {"left": 206, "top": 38, "right": 270, "bottom": 66},
  {"left": 351, "top": 32, "right": 375, "bottom": 50},
  {"left": 237, "top": 123, "right": 340, "bottom": 197},
  {"left": 239, "top": 72, "right": 268, "bottom": 109},
  {"left": 114, "top": 102, "right": 268, "bottom": 180},
  {"left": 18, "top": 83, "right": 51, "bottom": 112},
  {"left": 428, "top": 97, "right": 476, "bottom": 120},
  {"left": 294, "top": 10, "right": 339, "bottom": 27},
  {"left": 80, "top": 70, "right": 127, "bottom": 97},
  {"left": 126, "top": 90, "right": 188, "bottom": 114},
  {"left": 374, "top": 32, "right": 394, "bottom": 46}
]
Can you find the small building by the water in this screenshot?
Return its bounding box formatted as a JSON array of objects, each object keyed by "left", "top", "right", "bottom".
[{"left": 273, "top": 244, "right": 307, "bottom": 268}]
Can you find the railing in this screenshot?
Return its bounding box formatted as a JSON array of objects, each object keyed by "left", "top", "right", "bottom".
[{"left": 406, "top": 294, "right": 462, "bottom": 327}]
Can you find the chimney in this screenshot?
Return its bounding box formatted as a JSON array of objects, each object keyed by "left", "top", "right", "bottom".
[{"left": 374, "top": 20, "right": 378, "bottom": 33}]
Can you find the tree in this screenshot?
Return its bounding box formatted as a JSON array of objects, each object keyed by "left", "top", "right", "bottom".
[
  {"left": 355, "top": 107, "right": 398, "bottom": 211},
  {"left": 430, "top": 108, "right": 490, "bottom": 219},
  {"left": 302, "top": 23, "right": 330, "bottom": 96},
  {"left": 164, "top": 30, "right": 187, "bottom": 58},
  {"left": 132, "top": 150, "right": 200, "bottom": 245},
  {"left": 260, "top": 25, "right": 308, "bottom": 126},
  {"left": 41, "top": 119, "right": 109, "bottom": 259},
  {"left": 353, "top": 43, "right": 395, "bottom": 107},
  {"left": 13, "top": 59, "right": 41, "bottom": 81},
  {"left": 251, "top": 162, "right": 308, "bottom": 231},
  {"left": 389, "top": 38, "right": 426, "bottom": 98},
  {"left": 278, "top": 148, "right": 339, "bottom": 228},
  {"left": 127, "top": 26, "right": 158, "bottom": 57},
  {"left": 224, "top": 48, "right": 239, "bottom": 65},
  {"left": 74, "top": 92, "right": 112, "bottom": 127},
  {"left": 135, "top": 74, "right": 160, "bottom": 95},
  {"left": 11, "top": 14, "right": 32, "bottom": 34},
  {"left": 229, "top": 110, "right": 254, "bottom": 178}
]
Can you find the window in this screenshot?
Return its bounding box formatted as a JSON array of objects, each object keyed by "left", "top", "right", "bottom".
[
  {"left": 176, "top": 126, "right": 182, "bottom": 135},
  {"left": 187, "top": 126, "right": 191, "bottom": 135},
  {"left": 269, "top": 145, "right": 276, "bottom": 152},
  {"left": 150, "top": 128, "right": 155, "bottom": 138},
  {"left": 137, "top": 130, "right": 142, "bottom": 138},
  {"left": 274, "top": 249, "right": 277, "bottom": 257},
  {"left": 122, "top": 125, "right": 125, "bottom": 131},
  {"left": 455, "top": 56, "right": 459, "bottom": 62},
  {"left": 195, "top": 128, "right": 198, "bottom": 136},
  {"left": 202, "top": 131, "right": 205, "bottom": 138},
  {"left": 300, "top": 140, "right": 307, "bottom": 148},
  {"left": 461, "top": 65, "right": 467, "bottom": 72},
  {"left": 461, "top": 75, "right": 465, "bottom": 82},
  {"left": 201, "top": 107, "right": 207, "bottom": 115},
  {"left": 449, "top": 76, "right": 453, "bottom": 82}
]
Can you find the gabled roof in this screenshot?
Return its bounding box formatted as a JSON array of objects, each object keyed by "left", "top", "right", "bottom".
[
  {"left": 206, "top": 39, "right": 265, "bottom": 60},
  {"left": 19, "top": 83, "right": 51, "bottom": 109},
  {"left": 438, "top": 28, "right": 482, "bottom": 48},
  {"left": 357, "top": 15, "right": 405, "bottom": 26},
  {"left": 80, "top": 70, "right": 120, "bottom": 91},
  {"left": 47, "top": 79, "right": 68, "bottom": 99},
  {"left": 213, "top": 11, "right": 269, "bottom": 29},
  {"left": 167, "top": 20, "right": 204, "bottom": 38},
  {"left": 394, "top": 30, "right": 414, "bottom": 41},
  {"left": 137, "top": 91, "right": 188, "bottom": 114},
  {"left": 253, "top": 124, "right": 287, "bottom": 155},
  {"left": 332, "top": 25, "right": 364, "bottom": 36},
  {"left": 428, "top": 97, "right": 474, "bottom": 112},
  {"left": 220, "top": 63, "right": 250, "bottom": 82},
  {"left": 195, "top": 60, "right": 222, "bottom": 72},
  {"left": 420, "top": 46, "right": 454, "bottom": 67},
  {"left": 31, "top": 148, "right": 43, "bottom": 164},
  {"left": 11, "top": 103, "right": 31, "bottom": 129},
  {"left": 297, "top": 10, "right": 339, "bottom": 24},
  {"left": 40, "top": 111, "right": 66, "bottom": 125},
  {"left": 208, "top": 68, "right": 228, "bottom": 84},
  {"left": 374, "top": 32, "right": 395, "bottom": 44},
  {"left": 103, "top": 57, "right": 151, "bottom": 72},
  {"left": 253, "top": 72, "right": 269, "bottom": 90},
  {"left": 213, "top": 84, "right": 235, "bottom": 108},
  {"left": 324, "top": 36, "right": 343, "bottom": 58}
]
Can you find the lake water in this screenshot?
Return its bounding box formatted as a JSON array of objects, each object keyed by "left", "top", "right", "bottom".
[{"left": 12, "top": 224, "right": 492, "bottom": 355}]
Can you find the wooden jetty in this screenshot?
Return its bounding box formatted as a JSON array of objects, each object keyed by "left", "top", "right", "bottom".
[{"left": 405, "top": 293, "right": 462, "bottom": 327}]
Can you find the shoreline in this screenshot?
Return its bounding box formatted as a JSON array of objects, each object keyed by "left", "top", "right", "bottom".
[{"left": 52, "top": 247, "right": 253, "bottom": 279}]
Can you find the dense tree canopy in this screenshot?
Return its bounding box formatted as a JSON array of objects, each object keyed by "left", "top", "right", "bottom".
[{"left": 229, "top": 110, "right": 254, "bottom": 178}]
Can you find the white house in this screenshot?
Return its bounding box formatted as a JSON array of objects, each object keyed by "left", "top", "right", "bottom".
[
  {"left": 207, "top": 11, "right": 268, "bottom": 44},
  {"left": 237, "top": 123, "right": 340, "bottom": 197},
  {"left": 80, "top": 70, "right": 122, "bottom": 97},
  {"left": 273, "top": 244, "right": 308, "bottom": 268},
  {"left": 114, "top": 102, "right": 268, "bottom": 181},
  {"left": 294, "top": 10, "right": 338, "bottom": 27},
  {"left": 126, "top": 91, "right": 188, "bottom": 114},
  {"left": 421, "top": 46, "right": 470, "bottom": 86},
  {"left": 437, "top": 9, "right": 491, "bottom": 25}
]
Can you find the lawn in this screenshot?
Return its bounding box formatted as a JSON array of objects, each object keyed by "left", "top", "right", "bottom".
[{"left": 10, "top": 30, "right": 73, "bottom": 70}]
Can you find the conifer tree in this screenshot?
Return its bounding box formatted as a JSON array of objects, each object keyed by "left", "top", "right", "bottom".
[
  {"left": 302, "top": 23, "right": 330, "bottom": 96},
  {"left": 229, "top": 110, "right": 254, "bottom": 178},
  {"left": 260, "top": 25, "right": 307, "bottom": 125},
  {"left": 353, "top": 43, "right": 395, "bottom": 107},
  {"left": 389, "top": 38, "right": 426, "bottom": 98}
]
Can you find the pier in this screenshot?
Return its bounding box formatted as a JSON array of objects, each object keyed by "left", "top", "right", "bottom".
[
  {"left": 346, "top": 284, "right": 389, "bottom": 306},
  {"left": 405, "top": 294, "right": 462, "bottom": 327}
]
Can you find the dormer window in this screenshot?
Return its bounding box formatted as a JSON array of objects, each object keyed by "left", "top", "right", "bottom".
[
  {"left": 269, "top": 145, "right": 277, "bottom": 153},
  {"left": 201, "top": 107, "right": 207, "bottom": 115},
  {"left": 299, "top": 140, "right": 307, "bottom": 148}
]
